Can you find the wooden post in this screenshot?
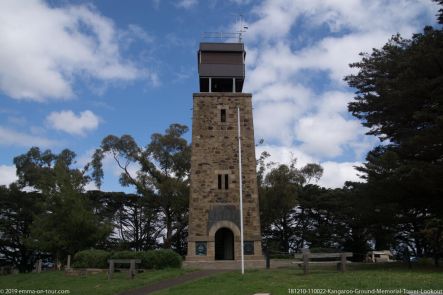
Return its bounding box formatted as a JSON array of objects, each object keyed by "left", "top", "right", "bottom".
[
  {"left": 66, "top": 255, "right": 71, "bottom": 270},
  {"left": 340, "top": 253, "right": 347, "bottom": 272},
  {"left": 129, "top": 259, "right": 135, "bottom": 279},
  {"left": 404, "top": 248, "right": 412, "bottom": 269},
  {"left": 302, "top": 252, "right": 309, "bottom": 275},
  {"left": 37, "top": 259, "right": 42, "bottom": 273},
  {"left": 108, "top": 260, "right": 114, "bottom": 280}
]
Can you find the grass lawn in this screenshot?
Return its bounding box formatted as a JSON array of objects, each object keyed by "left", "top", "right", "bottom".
[
  {"left": 0, "top": 268, "right": 188, "bottom": 295},
  {"left": 155, "top": 263, "right": 443, "bottom": 295},
  {"left": 1, "top": 264, "right": 442, "bottom": 295}
]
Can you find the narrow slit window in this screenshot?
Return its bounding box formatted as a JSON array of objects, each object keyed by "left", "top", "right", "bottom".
[
  {"left": 224, "top": 174, "right": 229, "bottom": 189},
  {"left": 220, "top": 109, "right": 226, "bottom": 122},
  {"left": 218, "top": 174, "right": 222, "bottom": 189}
]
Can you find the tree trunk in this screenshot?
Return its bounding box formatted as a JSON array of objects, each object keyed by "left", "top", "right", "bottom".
[
  {"left": 281, "top": 215, "right": 290, "bottom": 253},
  {"left": 164, "top": 207, "right": 172, "bottom": 248},
  {"left": 433, "top": 228, "right": 441, "bottom": 267},
  {"left": 434, "top": 253, "right": 440, "bottom": 267}
]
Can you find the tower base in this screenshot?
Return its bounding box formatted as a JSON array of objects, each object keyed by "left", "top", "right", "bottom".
[{"left": 183, "top": 256, "right": 266, "bottom": 270}]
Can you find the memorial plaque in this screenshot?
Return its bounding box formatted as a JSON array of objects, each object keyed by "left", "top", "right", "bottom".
[
  {"left": 195, "top": 241, "right": 207, "bottom": 256},
  {"left": 244, "top": 241, "right": 254, "bottom": 255}
]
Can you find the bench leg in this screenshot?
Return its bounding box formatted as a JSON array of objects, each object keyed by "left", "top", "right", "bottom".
[
  {"left": 340, "top": 254, "right": 347, "bottom": 272},
  {"left": 108, "top": 261, "right": 114, "bottom": 280},
  {"left": 303, "top": 253, "right": 309, "bottom": 275},
  {"left": 129, "top": 260, "right": 135, "bottom": 279}
]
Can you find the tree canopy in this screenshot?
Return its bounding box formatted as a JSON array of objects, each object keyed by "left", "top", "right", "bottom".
[
  {"left": 345, "top": 20, "right": 443, "bottom": 265},
  {"left": 91, "top": 124, "right": 191, "bottom": 253}
]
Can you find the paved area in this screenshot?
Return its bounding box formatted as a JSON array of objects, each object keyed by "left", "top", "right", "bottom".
[{"left": 118, "top": 269, "right": 227, "bottom": 295}]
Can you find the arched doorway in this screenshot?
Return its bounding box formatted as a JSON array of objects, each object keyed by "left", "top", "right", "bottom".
[{"left": 214, "top": 227, "right": 234, "bottom": 260}]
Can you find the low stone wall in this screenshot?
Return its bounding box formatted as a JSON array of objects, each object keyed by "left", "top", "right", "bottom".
[
  {"left": 64, "top": 268, "right": 108, "bottom": 276},
  {"left": 184, "top": 259, "right": 266, "bottom": 270},
  {"left": 183, "top": 259, "right": 301, "bottom": 270}
]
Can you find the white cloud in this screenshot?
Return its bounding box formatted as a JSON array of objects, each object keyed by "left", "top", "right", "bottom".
[
  {"left": 253, "top": 89, "right": 369, "bottom": 159},
  {"left": 292, "top": 31, "right": 395, "bottom": 84},
  {"left": 246, "top": 32, "right": 394, "bottom": 93},
  {"left": 253, "top": 82, "right": 312, "bottom": 104},
  {"left": 0, "top": 165, "right": 17, "bottom": 186},
  {"left": 247, "top": 0, "right": 438, "bottom": 43},
  {"left": 244, "top": 0, "right": 438, "bottom": 163},
  {"left": 46, "top": 110, "right": 100, "bottom": 136},
  {"left": 316, "top": 91, "right": 353, "bottom": 115},
  {"left": 318, "top": 161, "right": 363, "bottom": 188},
  {"left": 176, "top": 0, "right": 198, "bottom": 9},
  {"left": 247, "top": 1, "right": 298, "bottom": 42},
  {"left": 239, "top": 0, "right": 438, "bottom": 187},
  {"left": 256, "top": 145, "right": 315, "bottom": 167},
  {"left": 254, "top": 102, "right": 298, "bottom": 146},
  {"left": 0, "top": 0, "right": 153, "bottom": 101},
  {"left": 256, "top": 145, "right": 362, "bottom": 188},
  {"left": 84, "top": 181, "right": 99, "bottom": 191},
  {"left": 295, "top": 113, "right": 362, "bottom": 158},
  {"left": 0, "top": 126, "right": 58, "bottom": 147}
]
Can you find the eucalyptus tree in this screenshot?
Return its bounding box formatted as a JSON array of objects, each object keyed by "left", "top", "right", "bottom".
[
  {"left": 92, "top": 124, "right": 191, "bottom": 253},
  {"left": 258, "top": 154, "right": 324, "bottom": 253},
  {"left": 13, "top": 147, "right": 110, "bottom": 263}
]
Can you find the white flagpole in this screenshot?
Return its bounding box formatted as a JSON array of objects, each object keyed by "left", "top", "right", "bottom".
[{"left": 237, "top": 107, "right": 245, "bottom": 275}]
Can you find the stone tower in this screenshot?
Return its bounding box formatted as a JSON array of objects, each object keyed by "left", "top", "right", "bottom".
[{"left": 185, "top": 42, "right": 264, "bottom": 268}]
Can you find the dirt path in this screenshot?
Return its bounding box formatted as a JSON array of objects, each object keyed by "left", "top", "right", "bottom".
[{"left": 118, "top": 269, "right": 227, "bottom": 295}]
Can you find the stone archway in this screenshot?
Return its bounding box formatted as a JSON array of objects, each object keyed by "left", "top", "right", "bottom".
[
  {"left": 208, "top": 220, "right": 241, "bottom": 237},
  {"left": 209, "top": 220, "right": 240, "bottom": 261},
  {"left": 214, "top": 227, "right": 234, "bottom": 260}
]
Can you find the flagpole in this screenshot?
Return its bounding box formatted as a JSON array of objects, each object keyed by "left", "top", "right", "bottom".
[{"left": 237, "top": 107, "right": 245, "bottom": 275}]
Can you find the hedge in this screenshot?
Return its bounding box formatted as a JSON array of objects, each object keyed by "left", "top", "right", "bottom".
[
  {"left": 112, "top": 249, "right": 182, "bottom": 269},
  {"left": 142, "top": 249, "right": 182, "bottom": 269},
  {"left": 72, "top": 249, "right": 110, "bottom": 268},
  {"left": 72, "top": 249, "right": 182, "bottom": 269}
]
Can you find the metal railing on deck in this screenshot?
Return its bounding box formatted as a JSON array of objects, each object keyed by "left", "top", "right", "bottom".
[{"left": 202, "top": 32, "right": 242, "bottom": 42}]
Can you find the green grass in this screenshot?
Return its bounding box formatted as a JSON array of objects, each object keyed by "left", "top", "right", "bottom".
[
  {"left": 1, "top": 264, "right": 442, "bottom": 295},
  {"left": 155, "top": 264, "right": 443, "bottom": 295},
  {"left": 0, "top": 268, "right": 188, "bottom": 295}
]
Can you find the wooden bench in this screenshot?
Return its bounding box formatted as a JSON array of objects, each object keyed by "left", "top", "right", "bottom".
[
  {"left": 108, "top": 259, "right": 141, "bottom": 280},
  {"left": 293, "top": 252, "right": 353, "bottom": 275}
]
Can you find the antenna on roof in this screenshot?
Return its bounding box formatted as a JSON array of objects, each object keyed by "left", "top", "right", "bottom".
[
  {"left": 201, "top": 14, "right": 248, "bottom": 43},
  {"left": 236, "top": 14, "right": 248, "bottom": 43}
]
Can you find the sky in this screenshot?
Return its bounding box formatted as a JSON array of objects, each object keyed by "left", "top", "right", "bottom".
[{"left": 0, "top": 0, "right": 440, "bottom": 192}]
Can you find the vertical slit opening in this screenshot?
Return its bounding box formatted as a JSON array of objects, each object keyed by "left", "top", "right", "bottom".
[
  {"left": 221, "top": 109, "right": 226, "bottom": 122},
  {"left": 224, "top": 174, "right": 229, "bottom": 190}
]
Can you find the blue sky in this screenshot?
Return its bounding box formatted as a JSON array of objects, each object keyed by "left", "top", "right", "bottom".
[{"left": 0, "top": 0, "right": 440, "bottom": 191}]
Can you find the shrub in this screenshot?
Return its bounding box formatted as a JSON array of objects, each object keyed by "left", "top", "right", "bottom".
[
  {"left": 73, "top": 249, "right": 182, "bottom": 269},
  {"left": 72, "top": 249, "right": 110, "bottom": 268},
  {"left": 111, "top": 251, "right": 144, "bottom": 260},
  {"left": 145, "top": 249, "right": 182, "bottom": 269}
]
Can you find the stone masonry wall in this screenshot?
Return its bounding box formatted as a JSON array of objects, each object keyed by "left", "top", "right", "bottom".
[{"left": 187, "top": 92, "right": 262, "bottom": 261}]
